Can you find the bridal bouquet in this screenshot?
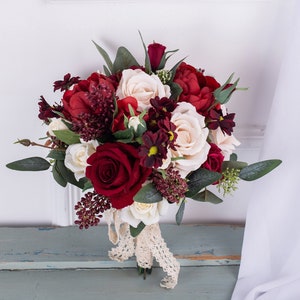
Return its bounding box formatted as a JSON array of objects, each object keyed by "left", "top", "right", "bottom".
[{"left": 7, "top": 34, "right": 281, "bottom": 288}]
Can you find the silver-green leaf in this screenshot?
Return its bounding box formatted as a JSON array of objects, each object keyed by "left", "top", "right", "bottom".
[
  {"left": 186, "top": 168, "right": 222, "bottom": 198},
  {"left": 113, "top": 46, "right": 140, "bottom": 73},
  {"left": 176, "top": 200, "right": 185, "bottom": 225},
  {"left": 6, "top": 157, "right": 51, "bottom": 171},
  {"left": 53, "top": 130, "right": 80, "bottom": 145},
  {"left": 239, "top": 159, "right": 282, "bottom": 181},
  {"left": 191, "top": 189, "right": 223, "bottom": 204},
  {"left": 133, "top": 183, "right": 162, "bottom": 203}
]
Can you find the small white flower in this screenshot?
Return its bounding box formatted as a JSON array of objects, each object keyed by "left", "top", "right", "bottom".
[
  {"left": 209, "top": 127, "right": 240, "bottom": 160},
  {"left": 64, "top": 140, "right": 98, "bottom": 181},
  {"left": 116, "top": 69, "right": 171, "bottom": 111},
  {"left": 121, "top": 199, "right": 169, "bottom": 228},
  {"left": 128, "top": 116, "right": 144, "bottom": 131},
  {"left": 170, "top": 102, "right": 211, "bottom": 177},
  {"left": 48, "top": 118, "right": 68, "bottom": 136}
]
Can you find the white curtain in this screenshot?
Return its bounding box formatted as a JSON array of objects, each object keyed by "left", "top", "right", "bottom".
[{"left": 231, "top": 1, "right": 300, "bottom": 299}]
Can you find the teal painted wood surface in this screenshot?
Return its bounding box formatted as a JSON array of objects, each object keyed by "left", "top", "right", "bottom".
[
  {"left": 0, "top": 224, "right": 243, "bottom": 300},
  {"left": 0, "top": 267, "right": 239, "bottom": 300}
]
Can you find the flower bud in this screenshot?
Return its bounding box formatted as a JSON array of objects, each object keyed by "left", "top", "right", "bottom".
[
  {"left": 147, "top": 43, "right": 166, "bottom": 71},
  {"left": 15, "top": 139, "right": 31, "bottom": 147},
  {"left": 128, "top": 116, "right": 143, "bottom": 131}
]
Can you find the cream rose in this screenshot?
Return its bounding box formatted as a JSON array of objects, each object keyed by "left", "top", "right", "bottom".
[
  {"left": 121, "top": 199, "right": 169, "bottom": 228},
  {"left": 64, "top": 140, "right": 98, "bottom": 181},
  {"left": 48, "top": 118, "right": 68, "bottom": 136},
  {"left": 209, "top": 127, "right": 240, "bottom": 160},
  {"left": 170, "top": 102, "right": 210, "bottom": 177},
  {"left": 116, "top": 69, "right": 171, "bottom": 111},
  {"left": 159, "top": 149, "right": 172, "bottom": 170}
]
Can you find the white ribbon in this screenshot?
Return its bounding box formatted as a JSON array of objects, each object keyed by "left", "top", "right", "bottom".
[{"left": 105, "top": 209, "right": 180, "bottom": 289}]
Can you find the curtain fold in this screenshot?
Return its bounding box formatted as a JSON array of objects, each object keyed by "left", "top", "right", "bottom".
[{"left": 231, "top": 1, "right": 300, "bottom": 299}]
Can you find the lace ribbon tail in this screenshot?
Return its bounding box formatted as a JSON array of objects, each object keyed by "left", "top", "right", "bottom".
[
  {"left": 135, "top": 226, "right": 153, "bottom": 270},
  {"left": 104, "top": 209, "right": 122, "bottom": 245},
  {"left": 148, "top": 223, "right": 180, "bottom": 289},
  {"left": 105, "top": 210, "right": 135, "bottom": 262}
]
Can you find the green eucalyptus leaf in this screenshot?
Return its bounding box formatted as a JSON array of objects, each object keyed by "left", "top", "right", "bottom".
[
  {"left": 92, "top": 41, "right": 114, "bottom": 75},
  {"left": 83, "top": 179, "right": 93, "bottom": 192},
  {"left": 6, "top": 157, "right": 51, "bottom": 171},
  {"left": 222, "top": 160, "right": 248, "bottom": 171},
  {"left": 52, "top": 161, "right": 67, "bottom": 187},
  {"left": 130, "top": 222, "right": 146, "bottom": 237},
  {"left": 138, "top": 31, "right": 151, "bottom": 73},
  {"left": 169, "top": 56, "right": 187, "bottom": 80},
  {"left": 53, "top": 130, "right": 80, "bottom": 145},
  {"left": 47, "top": 149, "right": 65, "bottom": 161},
  {"left": 55, "top": 160, "right": 85, "bottom": 189},
  {"left": 134, "top": 183, "right": 162, "bottom": 203},
  {"left": 113, "top": 46, "right": 140, "bottom": 73},
  {"left": 169, "top": 81, "right": 183, "bottom": 100},
  {"left": 191, "top": 189, "right": 223, "bottom": 204},
  {"left": 186, "top": 168, "right": 222, "bottom": 198},
  {"left": 77, "top": 177, "right": 91, "bottom": 190},
  {"left": 176, "top": 200, "right": 185, "bottom": 225},
  {"left": 157, "top": 49, "right": 179, "bottom": 70},
  {"left": 213, "top": 73, "right": 240, "bottom": 105},
  {"left": 103, "top": 65, "right": 111, "bottom": 77},
  {"left": 239, "top": 159, "right": 282, "bottom": 181}
]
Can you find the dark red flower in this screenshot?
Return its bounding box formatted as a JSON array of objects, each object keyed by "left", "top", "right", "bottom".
[
  {"left": 150, "top": 96, "right": 177, "bottom": 115},
  {"left": 38, "top": 96, "right": 63, "bottom": 123},
  {"left": 112, "top": 96, "right": 139, "bottom": 132},
  {"left": 157, "top": 118, "right": 177, "bottom": 150},
  {"left": 74, "top": 191, "right": 111, "bottom": 229},
  {"left": 138, "top": 130, "right": 169, "bottom": 168},
  {"left": 174, "top": 62, "right": 220, "bottom": 116},
  {"left": 148, "top": 43, "right": 166, "bottom": 71},
  {"left": 201, "top": 143, "right": 224, "bottom": 174},
  {"left": 86, "top": 142, "right": 151, "bottom": 209},
  {"left": 53, "top": 73, "right": 80, "bottom": 92},
  {"left": 206, "top": 108, "right": 236, "bottom": 136},
  {"left": 146, "top": 97, "right": 177, "bottom": 131},
  {"left": 152, "top": 166, "right": 188, "bottom": 203},
  {"left": 62, "top": 72, "right": 116, "bottom": 141}
]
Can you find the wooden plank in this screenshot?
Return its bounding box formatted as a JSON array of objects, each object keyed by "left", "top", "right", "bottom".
[
  {"left": 0, "top": 224, "right": 243, "bottom": 270},
  {"left": 0, "top": 266, "right": 239, "bottom": 300}
]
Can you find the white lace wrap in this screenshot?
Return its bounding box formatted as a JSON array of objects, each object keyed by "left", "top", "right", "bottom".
[{"left": 105, "top": 209, "right": 180, "bottom": 289}]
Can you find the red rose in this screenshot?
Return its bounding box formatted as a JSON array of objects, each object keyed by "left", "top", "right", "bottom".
[
  {"left": 174, "top": 62, "right": 220, "bottom": 116},
  {"left": 201, "top": 143, "right": 224, "bottom": 173},
  {"left": 112, "top": 96, "right": 138, "bottom": 132},
  {"left": 86, "top": 142, "right": 152, "bottom": 209},
  {"left": 148, "top": 42, "right": 166, "bottom": 71}
]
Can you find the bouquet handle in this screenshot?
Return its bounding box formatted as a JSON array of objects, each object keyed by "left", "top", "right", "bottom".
[{"left": 105, "top": 209, "right": 180, "bottom": 289}]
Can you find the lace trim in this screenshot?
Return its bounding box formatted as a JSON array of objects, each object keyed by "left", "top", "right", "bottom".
[{"left": 105, "top": 209, "right": 180, "bottom": 289}]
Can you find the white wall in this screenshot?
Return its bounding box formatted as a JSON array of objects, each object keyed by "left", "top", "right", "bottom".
[{"left": 0, "top": 0, "right": 294, "bottom": 226}]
